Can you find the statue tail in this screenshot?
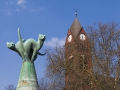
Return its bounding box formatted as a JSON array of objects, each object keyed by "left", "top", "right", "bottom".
[
  {"left": 18, "top": 27, "right": 25, "bottom": 54},
  {"left": 37, "top": 52, "right": 46, "bottom": 56}
]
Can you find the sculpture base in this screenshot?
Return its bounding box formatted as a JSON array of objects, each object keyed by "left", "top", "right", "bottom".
[{"left": 16, "top": 60, "right": 39, "bottom": 90}]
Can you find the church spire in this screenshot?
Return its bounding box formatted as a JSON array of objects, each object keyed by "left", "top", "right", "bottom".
[{"left": 69, "top": 12, "right": 82, "bottom": 39}]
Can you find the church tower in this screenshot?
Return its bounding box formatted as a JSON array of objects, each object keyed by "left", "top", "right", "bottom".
[{"left": 65, "top": 12, "right": 92, "bottom": 90}]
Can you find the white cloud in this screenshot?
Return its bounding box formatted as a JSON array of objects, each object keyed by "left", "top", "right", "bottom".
[
  {"left": 45, "top": 37, "right": 65, "bottom": 47},
  {"left": 2, "top": 9, "right": 12, "bottom": 16},
  {"left": 17, "top": 0, "right": 26, "bottom": 9},
  {"left": 17, "top": 0, "right": 26, "bottom": 5}
]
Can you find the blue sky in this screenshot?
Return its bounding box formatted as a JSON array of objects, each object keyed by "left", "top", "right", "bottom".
[{"left": 0, "top": 0, "right": 120, "bottom": 89}]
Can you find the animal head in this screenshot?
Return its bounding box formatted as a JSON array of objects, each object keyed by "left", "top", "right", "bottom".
[
  {"left": 6, "top": 42, "right": 15, "bottom": 50},
  {"left": 39, "top": 34, "right": 46, "bottom": 41}
]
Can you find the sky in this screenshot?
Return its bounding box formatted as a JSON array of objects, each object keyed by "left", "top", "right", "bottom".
[{"left": 0, "top": 0, "right": 120, "bottom": 89}]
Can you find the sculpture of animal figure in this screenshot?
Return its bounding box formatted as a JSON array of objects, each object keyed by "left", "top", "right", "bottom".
[
  {"left": 6, "top": 27, "right": 46, "bottom": 61},
  {"left": 22, "top": 34, "right": 46, "bottom": 61},
  {"left": 6, "top": 40, "right": 26, "bottom": 60}
]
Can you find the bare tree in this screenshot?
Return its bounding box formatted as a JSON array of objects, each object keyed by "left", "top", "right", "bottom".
[
  {"left": 88, "top": 22, "right": 120, "bottom": 89},
  {"left": 5, "top": 85, "right": 16, "bottom": 90},
  {"left": 45, "top": 47, "right": 65, "bottom": 90},
  {"left": 38, "top": 77, "right": 50, "bottom": 90}
]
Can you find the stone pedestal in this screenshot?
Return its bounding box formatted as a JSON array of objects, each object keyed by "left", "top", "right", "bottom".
[{"left": 16, "top": 60, "right": 39, "bottom": 90}]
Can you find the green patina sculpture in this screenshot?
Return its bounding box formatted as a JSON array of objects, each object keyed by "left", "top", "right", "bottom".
[
  {"left": 6, "top": 27, "right": 46, "bottom": 61},
  {"left": 6, "top": 27, "right": 46, "bottom": 90}
]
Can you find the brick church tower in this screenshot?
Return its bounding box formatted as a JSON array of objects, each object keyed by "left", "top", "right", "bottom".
[{"left": 65, "top": 12, "right": 92, "bottom": 90}]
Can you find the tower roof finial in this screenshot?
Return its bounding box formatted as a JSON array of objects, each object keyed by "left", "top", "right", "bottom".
[{"left": 75, "top": 10, "right": 77, "bottom": 18}]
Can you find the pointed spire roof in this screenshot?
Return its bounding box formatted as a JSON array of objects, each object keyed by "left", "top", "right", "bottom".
[{"left": 70, "top": 13, "right": 82, "bottom": 39}]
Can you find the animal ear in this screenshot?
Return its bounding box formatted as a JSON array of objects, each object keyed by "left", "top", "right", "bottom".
[
  {"left": 38, "top": 34, "right": 41, "bottom": 37},
  {"left": 6, "top": 42, "right": 9, "bottom": 46},
  {"left": 6, "top": 42, "right": 15, "bottom": 46}
]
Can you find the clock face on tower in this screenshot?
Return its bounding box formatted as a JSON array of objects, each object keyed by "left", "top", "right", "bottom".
[
  {"left": 68, "top": 35, "right": 72, "bottom": 42},
  {"left": 80, "top": 34, "right": 85, "bottom": 41}
]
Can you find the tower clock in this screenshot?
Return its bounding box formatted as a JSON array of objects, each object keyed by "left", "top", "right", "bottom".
[
  {"left": 80, "top": 34, "right": 85, "bottom": 40},
  {"left": 67, "top": 35, "right": 72, "bottom": 42}
]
